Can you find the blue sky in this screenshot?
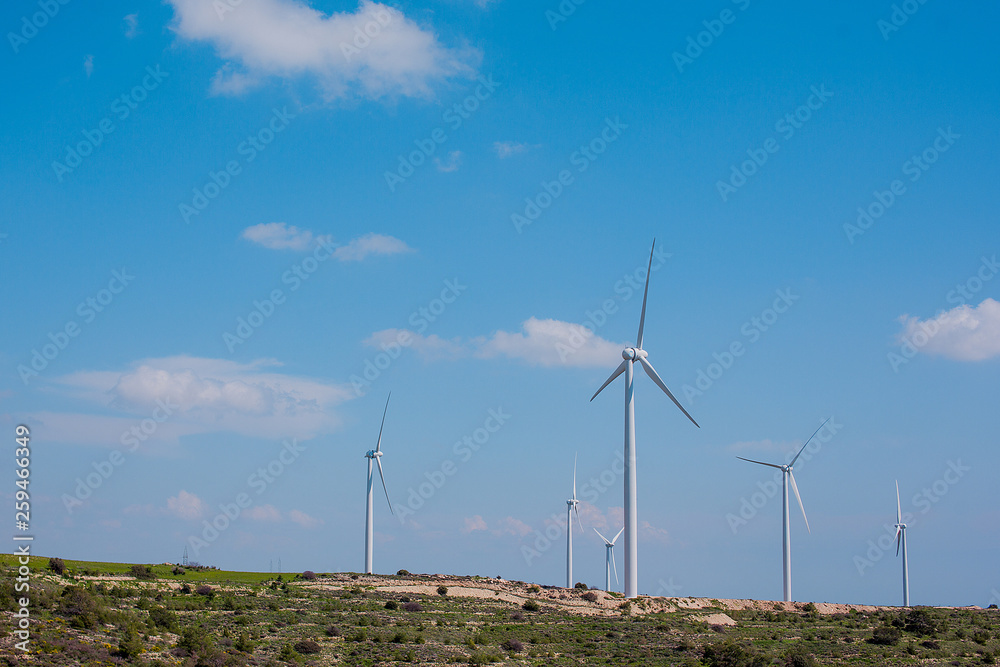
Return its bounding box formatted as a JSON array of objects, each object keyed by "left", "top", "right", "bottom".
[{"left": 2, "top": 0, "right": 998, "bottom": 606}]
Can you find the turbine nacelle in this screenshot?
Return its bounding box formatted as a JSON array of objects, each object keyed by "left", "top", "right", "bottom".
[
  {"left": 365, "top": 450, "right": 383, "bottom": 459},
  {"left": 621, "top": 347, "right": 648, "bottom": 361}
]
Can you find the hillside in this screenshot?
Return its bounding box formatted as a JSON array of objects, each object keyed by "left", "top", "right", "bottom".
[{"left": 1, "top": 555, "right": 997, "bottom": 666}]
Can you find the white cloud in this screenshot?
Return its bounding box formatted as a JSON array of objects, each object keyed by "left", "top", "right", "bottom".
[
  {"left": 289, "top": 509, "right": 323, "bottom": 528},
  {"left": 242, "top": 222, "right": 328, "bottom": 250},
  {"left": 434, "top": 150, "right": 462, "bottom": 172},
  {"left": 493, "top": 141, "right": 529, "bottom": 158},
  {"left": 897, "top": 298, "right": 1000, "bottom": 361},
  {"left": 491, "top": 516, "right": 531, "bottom": 537},
  {"left": 246, "top": 504, "right": 282, "bottom": 521},
  {"left": 332, "top": 233, "right": 414, "bottom": 262},
  {"left": 463, "top": 515, "right": 487, "bottom": 533},
  {"left": 167, "top": 0, "right": 478, "bottom": 100},
  {"left": 83, "top": 55, "right": 94, "bottom": 78},
  {"left": 123, "top": 14, "right": 139, "bottom": 39},
  {"left": 167, "top": 490, "right": 206, "bottom": 520},
  {"left": 46, "top": 355, "right": 353, "bottom": 443},
  {"left": 366, "top": 317, "right": 624, "bottom": 369}
]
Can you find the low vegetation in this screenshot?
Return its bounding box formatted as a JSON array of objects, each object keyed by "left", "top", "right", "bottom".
[{"left": 1, "top": 554, "right": 997, "bottom": 665}]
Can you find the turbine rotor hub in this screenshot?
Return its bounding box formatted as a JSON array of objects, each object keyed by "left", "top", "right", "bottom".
[{"left": 622, "top": 348, "right": 636, "bottom": 360}]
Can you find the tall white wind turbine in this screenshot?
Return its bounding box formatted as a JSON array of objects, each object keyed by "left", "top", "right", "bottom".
[
  {"left": 364, "top": 393, "right": 393, "bottom": 575},
  {"left": 566, "top": 454, "right": 584, "bottom": 588},
  {"left": 590, "top": 240, "right": 700, "bottom": 598},
  {"left": 736, "top": 418, "right": 830, "bottom": 602},
  {"left": 894, "top": 480, "right": 909, "bottom": 607},
  {"left": 594, "top": 527, "right": 624, "bottom": 592}
]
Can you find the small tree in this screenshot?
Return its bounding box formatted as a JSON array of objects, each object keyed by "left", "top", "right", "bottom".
[
  {"left": 437, "top": 585, "right": 448, "bottom": 596},
  {"left": 48, "top": 557, "right": 66, "bottom": 575},
  {"left": 522, "top": 600, "right": 540, "bottom": 612},
  {"left": 301, "top": 570, "right": 317, "bottom": 581}
]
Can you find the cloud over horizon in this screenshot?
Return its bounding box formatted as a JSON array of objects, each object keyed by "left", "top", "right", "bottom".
[{"left": 897, "top": 298, "right": 1000, "bottom": 361}]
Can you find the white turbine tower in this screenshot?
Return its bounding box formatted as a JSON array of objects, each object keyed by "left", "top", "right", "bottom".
[
  {"left": 590, "top": 240, "right": 700, "bottom": 599},
  {"left": 894, "top": 480, "right": 909, "bottom": 607},
  {"left": 594, "top": 527, "right": 624, "bottom": 592},
  {"left": 566, "top": 454, "right": 583, "bottom": 588},
  {"left": 736, "top": 418, "right": 829, "bottom": 602},
  {"left": 364, "top": 393, "right": 393, "bottom": 575}
]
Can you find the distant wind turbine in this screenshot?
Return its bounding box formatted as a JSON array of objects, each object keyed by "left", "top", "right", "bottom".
[
  {"left": 590, "top": 240, "right": 700, "bottom": 598},
  {"left": 736, "top": 418, "right": 829, "bottom": 602},
  {"left": 894, "top": 480, "right": 909, "bottom": 607},
  {"left": 594, "top": 527, "right": 624, "bottom": 592},
  {"left": 364, "top": 393, "right": 393, "bottom": 575},
  {"left": 566, "top": 454, "right": 584, "bottom": 588}
]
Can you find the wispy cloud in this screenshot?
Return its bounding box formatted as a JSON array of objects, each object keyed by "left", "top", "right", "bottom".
[
  {"left": 897, "top": 298, "right": 1000, "bottom": 361},
  {"left": 167, "top": 0, "right": 479, "bottom": 100},
  {"left": 123, "top": 14, "right": 139, "bottom": 39},
  {"left": 246, "top": 504, "right": 282, "bottom": 521},
  {"left": 83, "top": 55, "right": 94, "bottom": 78},
  {"left": 289, "top": 509, "right": 323, "bottom": 529},
  {"left": 242, "top": 224, "right": 413, "bottom": 260},
  {"left": 493, "top": 141, "right": 530, "bottom": 158},
  {"left": 434, "top": 150, "right": 462, "bottom": 172},
  {"left": 333, "top": 233, "right": 414, "bottom": 261},
  {"left": 167, "top": 490, "right": 206, "bottom": 520},
  {"left": 367, "top": 317, "right": 623, "bottom": 368}
]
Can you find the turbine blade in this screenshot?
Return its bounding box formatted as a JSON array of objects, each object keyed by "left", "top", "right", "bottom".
[
  {"left": 636, "top": 240, "right": 656, "bottom": 349},
  {"left": 789, "top": 471, "right": 809, "bottom": 533},
  {"left": 612, "top": 547, "right": 619, "bottom": 585},
  {"left": 736, "top": 456, "right": 784, "bottom": 470},
  {"left": 895, "top": 528, "right": 902, "bottom": 557},
  {"left": 789, "top": 417, "right": 831, "bottom": 467},
  {"left": 573, "top": 453, "right": 578, "bottom": 501},
  {"left": 375, "top": 456, "right": 393, "bottom": 515},
  {"left": 593, "top": 527, "right": 610, "bottom": 544},
  {"left": 612, "top": 527, "right": 624, "bottom": 544},
  {"left": 575, "top": 504, "right": 584, "bottom": 532},
  {"left": 375, "top": 392, "right": 391, "bottom": 453},
  {"left": 590, "top": 359, "right": 628, "bottom": 402},
  {"left": 895, "top": 480, "right": 902, "bottom": 525},
  {"left": 638, "top": 356, "right": 699, "bottom": 428}
]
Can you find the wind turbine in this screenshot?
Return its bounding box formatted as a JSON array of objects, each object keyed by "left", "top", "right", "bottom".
[
  {"left": 736, "top": 418, "right": 829, "bottom": 602},
  {"left": 594, "top": 527, "right": 624, "bottom": 592},
  {"left": 566, "top": 454, "right": 584, "bottom": 588},
  {"left": 364, "top": 393, "right": 393, "bottom": 575},
  {"left": 590, "top": 240, "right": 699, "bottom": 598},
  {"left": 894, "top": 480, "right": 909, "bottom": 607}
]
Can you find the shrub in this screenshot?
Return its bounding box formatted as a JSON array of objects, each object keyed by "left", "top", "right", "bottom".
[
  {"left": 904, "top": 608, "right": 937, "bottom": 636},
  {"left": 783, "top": 646, "right": 819, "bottom": 667},
  {"left": 171, "top": 566, "right": 186, "bottom": 575},
  {"left": 397, "top": 569, "right": 411, "bottom": 576},
  {"left": 703, "top": 641, "right": 770, "bottom": 667},
  {"left": 522, "top": 600, "right": 540, "bottom": 612},
  {"left": 301, "top": 570, "right": 317, "bottom": 581},
  {"left": 325, "top": 625, "right": 341, "bottom": 637},
  {"left": 129, "top": 564, "right": 155, "bottom": 580},
  {"left": 148, "top": 606, "right": 178, "bottom": 631},
  {"left": 48, "top": 557, "right": 66, "bottom": 575},
  {"left": 403, "top": 602, "right": 423, "bottom": 612},
  {"left": 195, "top": 584, "right": 214, "bottom": 597},
  {"left": 115, "top": 626, "right": 144, "bottom": 660},
  {"left": 574, "top": 582, "right": 588, "bottom": 590},
  {"left": 235, "top": 632, "right": 256, "bottom": 653},
  {"left": 437, "top": 585, "right": 448, "bottom": 596},
  {"left": 278, "top": 643, "right": 301, "bottom": 662},
  {"left": 869, "top": 626, "right": 902, "bottom": 646},
  {"left": 921, "top": 639, "right": 940, "bottom": 649},
  {"left": 527, "top": 585, "right": 540, "bottom": 593},
  {"left": 294, "top": 639, "right": 321, "bottom": 654},
  {"left": 385, "top": 600, "right": 399, "bottom": 610},
  {"left": 509, "top": 611, "right": 523, "bottom": 621},
  {"left": 501, "top": 639, "right": 524, "bottom": 653},
  {"left": 582, "top": 591, "right": 598, "bottom": 602}
]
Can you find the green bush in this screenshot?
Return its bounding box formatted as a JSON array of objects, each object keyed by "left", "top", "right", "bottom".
[
  {"left": 869, "top": 626, "right": 902, "bottom": 646},
  {"left": 783, "top": 646, "right": 818, "bottom": 667},
  {"left": 115, "top": 626, "right": 144, "bottom": 660},
  {"left": 437, "top": 585, "right": 448, "bottom": 596},
  {"left": 703, "top": 641, "right": 770, "bottom": 667},
  {"left": 48, "top": 557, "right": 66, "bottom": 575},
  {"left": 385, "top": 600, "right": 399, "bottom": 610},
  {"left": 522, "top": 600, "right": 540, "bottom": 612},
  {"left": 148, "top": 605, "right": 178, "bottom": 631},
  {"left": 293, "top": 639, "right": 321, "bottom": 654},
  {"left": 129, "top": 564, "right": 155, "bottom": 580}
]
